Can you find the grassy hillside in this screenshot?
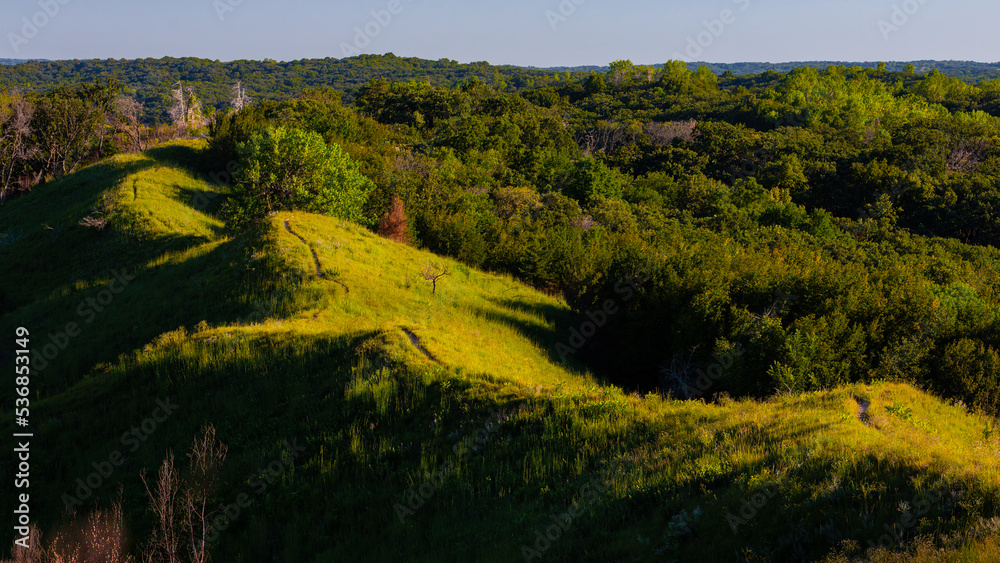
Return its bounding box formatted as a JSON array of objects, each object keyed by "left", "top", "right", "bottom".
[{"left": 3, "top": 142, "right": 1000, "bottom": 561}]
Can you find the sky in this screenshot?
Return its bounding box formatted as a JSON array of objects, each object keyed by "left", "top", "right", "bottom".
[{"left": 2, "top": 0, "right": 998, "bottom": 67}]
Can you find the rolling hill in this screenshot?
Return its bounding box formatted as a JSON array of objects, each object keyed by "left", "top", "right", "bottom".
[{"left": 3, "top": 141, "right": 1000, "bottom": 561}]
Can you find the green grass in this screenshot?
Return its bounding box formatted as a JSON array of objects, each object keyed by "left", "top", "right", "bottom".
[{"left": 2, "top": 141, "right": 1000, "bottom": 561}]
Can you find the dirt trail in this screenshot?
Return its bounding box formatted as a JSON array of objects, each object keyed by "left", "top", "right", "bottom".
[
  {"left": 284, "top": 219, "right": 350, "bottom": 295},
  {"left": 284, "top": 219, "right": 324, "bottom": 277},
  {"left": 402, "top": 328, "right": 440, "bottom": 363}
]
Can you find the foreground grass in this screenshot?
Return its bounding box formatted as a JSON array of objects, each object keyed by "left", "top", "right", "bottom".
[{"left": 2, "top": 142, "right": 1000, "bottom": 561}]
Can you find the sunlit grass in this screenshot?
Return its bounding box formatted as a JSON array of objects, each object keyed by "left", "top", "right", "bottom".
[{"left": 3, "top": 140, "right": 1000, "bottom": 561}]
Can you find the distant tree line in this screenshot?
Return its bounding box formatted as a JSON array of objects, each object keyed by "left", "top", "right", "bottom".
[{"left": 0, "top": 55, "right": 583, "bottom": 125}]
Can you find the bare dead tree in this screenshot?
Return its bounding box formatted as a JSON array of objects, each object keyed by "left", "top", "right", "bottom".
[
  {"left": 863, "top": 117, "right": 882, "bottom": 144},
  {"left": 168, "top": 82, "right": 208, "bottom": 136},
  {"left": 947, "top": 138, "right": 991, "bottom": 173},
  {"left": 184, "top": 426, "right": 228, "bottom": 563},
  {"left": 659, "top": 346, "right": 701, "bottom": 399},
  {"left": 141, "top": 452, "right": 181, "bottom": 563},
  {"left": 0, "top": 92, "right": 37, "bottom": 197},
  {"left": 575, "top": 120, "right": 640, "bottom": 154},
  {"left": 229, "top": 81, "right": 251, "bottom": 113},
  {"left": 136, "top": 427, "right": 228, "bottom": 563},
  {"left": 644, "top": 120, "right": 697, "bottom": 147},
  {"left": 168, "top": 82, "right": 188, "bottom": 128},
  {"left": 422, "top": 263, "right": 450, "bottom": 295},
  {"left": 185, "top": 86, "right": 205, "bottom": 129},
  {"left": 393, "top": 151, "right": 429, "bottom": 176},
  {"left": 574, "top": 215, "right": 596, "bottom": 231},
  {"left": 116, "top": 96, "right": 146, "bottom": 153}
]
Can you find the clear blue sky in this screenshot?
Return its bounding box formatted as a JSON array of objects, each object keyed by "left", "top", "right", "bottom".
[{"left": 3, "top": 0, "right": 998, "bottom": 66}]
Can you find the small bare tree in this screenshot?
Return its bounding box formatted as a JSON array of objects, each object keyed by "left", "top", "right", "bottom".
[
  {"left": 116, "top": 96, "right": 146, "bottom": 153},
  {"left": 576, "top": 120, "right": 640, "bottom": 154},
  {"left": 140, "top": 425, "right": 228, "bottom": 563},
  {"left": 141, "top": 452, "right": 181, "bottom": 563},
  {"left": 184, "top": 426, "right": 228, "bottom": 563},
  {"left": 393, "top": 151, "right": 428, "bottom": 176},
  {"left": 659, "top": 346, "right": 701, "bottom": 399},
  {"left": 422, "top": 263, "right": 450, "bottom": 295}
]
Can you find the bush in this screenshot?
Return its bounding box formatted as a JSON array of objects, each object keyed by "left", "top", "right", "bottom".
[
  {"left": 225, "top": 126, "right": 375, "bottom": 230},
  {"left": 563, "top": 156, "right": 627, "bottom": 206}
]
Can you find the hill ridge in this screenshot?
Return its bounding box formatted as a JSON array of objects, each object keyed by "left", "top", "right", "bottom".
[{"left": 3, "top": 141, "right": 1000, "bottom": 561}]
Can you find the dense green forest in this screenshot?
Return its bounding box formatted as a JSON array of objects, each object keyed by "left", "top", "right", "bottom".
[
  {"left": 7, "top": 56, "right": 1000, "bottom": 560},
  {"left": 2, "top": 56, "right": 999, "bottom": 124},
  {"left": 0, "top": 55, "right": 583, "bottom": 123},
  {"left": 547, "top": 60, "right": 1000, "bottom": 82}
]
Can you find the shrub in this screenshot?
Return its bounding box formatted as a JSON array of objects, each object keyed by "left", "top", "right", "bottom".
[{"left": 225, "top": 126, "right": 375, "bottom": 230}]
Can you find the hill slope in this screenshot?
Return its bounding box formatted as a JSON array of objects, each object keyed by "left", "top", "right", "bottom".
[{"left": 2, "top": 143, "right": 1000, "bottom": 561}]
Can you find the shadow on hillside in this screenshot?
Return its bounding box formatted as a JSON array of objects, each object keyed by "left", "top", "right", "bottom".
[
  {"left": 14, "top": 328, "right": 381, "bottom": 559},
  {"left": 107, "top": 144, "right": 232, "bottom": 247},
  {"left": 588, "top": 446, "right": 957, "bottom": 561},
  {"left": 2, "top": 228, "right": 295, "bottom": 397},
  {"left": 146, "top": 143, "right": 230, "bottom": 221},
  {"left": 487, "top": 296, "right": 569, "bottom": 323},
  {"left": 0, "top": 157, "right": 160, "bottom": 318},
  {"left": 477, "top": 296, "right": 666, "bottom": 392},
  {"left": 174, "top": 184, "right": 228, "bottom": 218},
  {"left": 145, "top": 143, "right": 210, "bottom": 170},
  {"left": 38, "top": 157, "right": 159, "bottom": 210},
  {"left": 469, "top": 296, "right": 591, "bottom": 375}
]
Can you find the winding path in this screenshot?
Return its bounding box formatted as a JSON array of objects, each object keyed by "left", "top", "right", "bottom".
[
  {"left": 402, "top": 328, "right": 440, "bottom": 363},
  {"left": 284, "top": 219, "right": 324, "bottom": 277},
  {"left": 284, "top": 218, "right": 350, "bottom": 295}
]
